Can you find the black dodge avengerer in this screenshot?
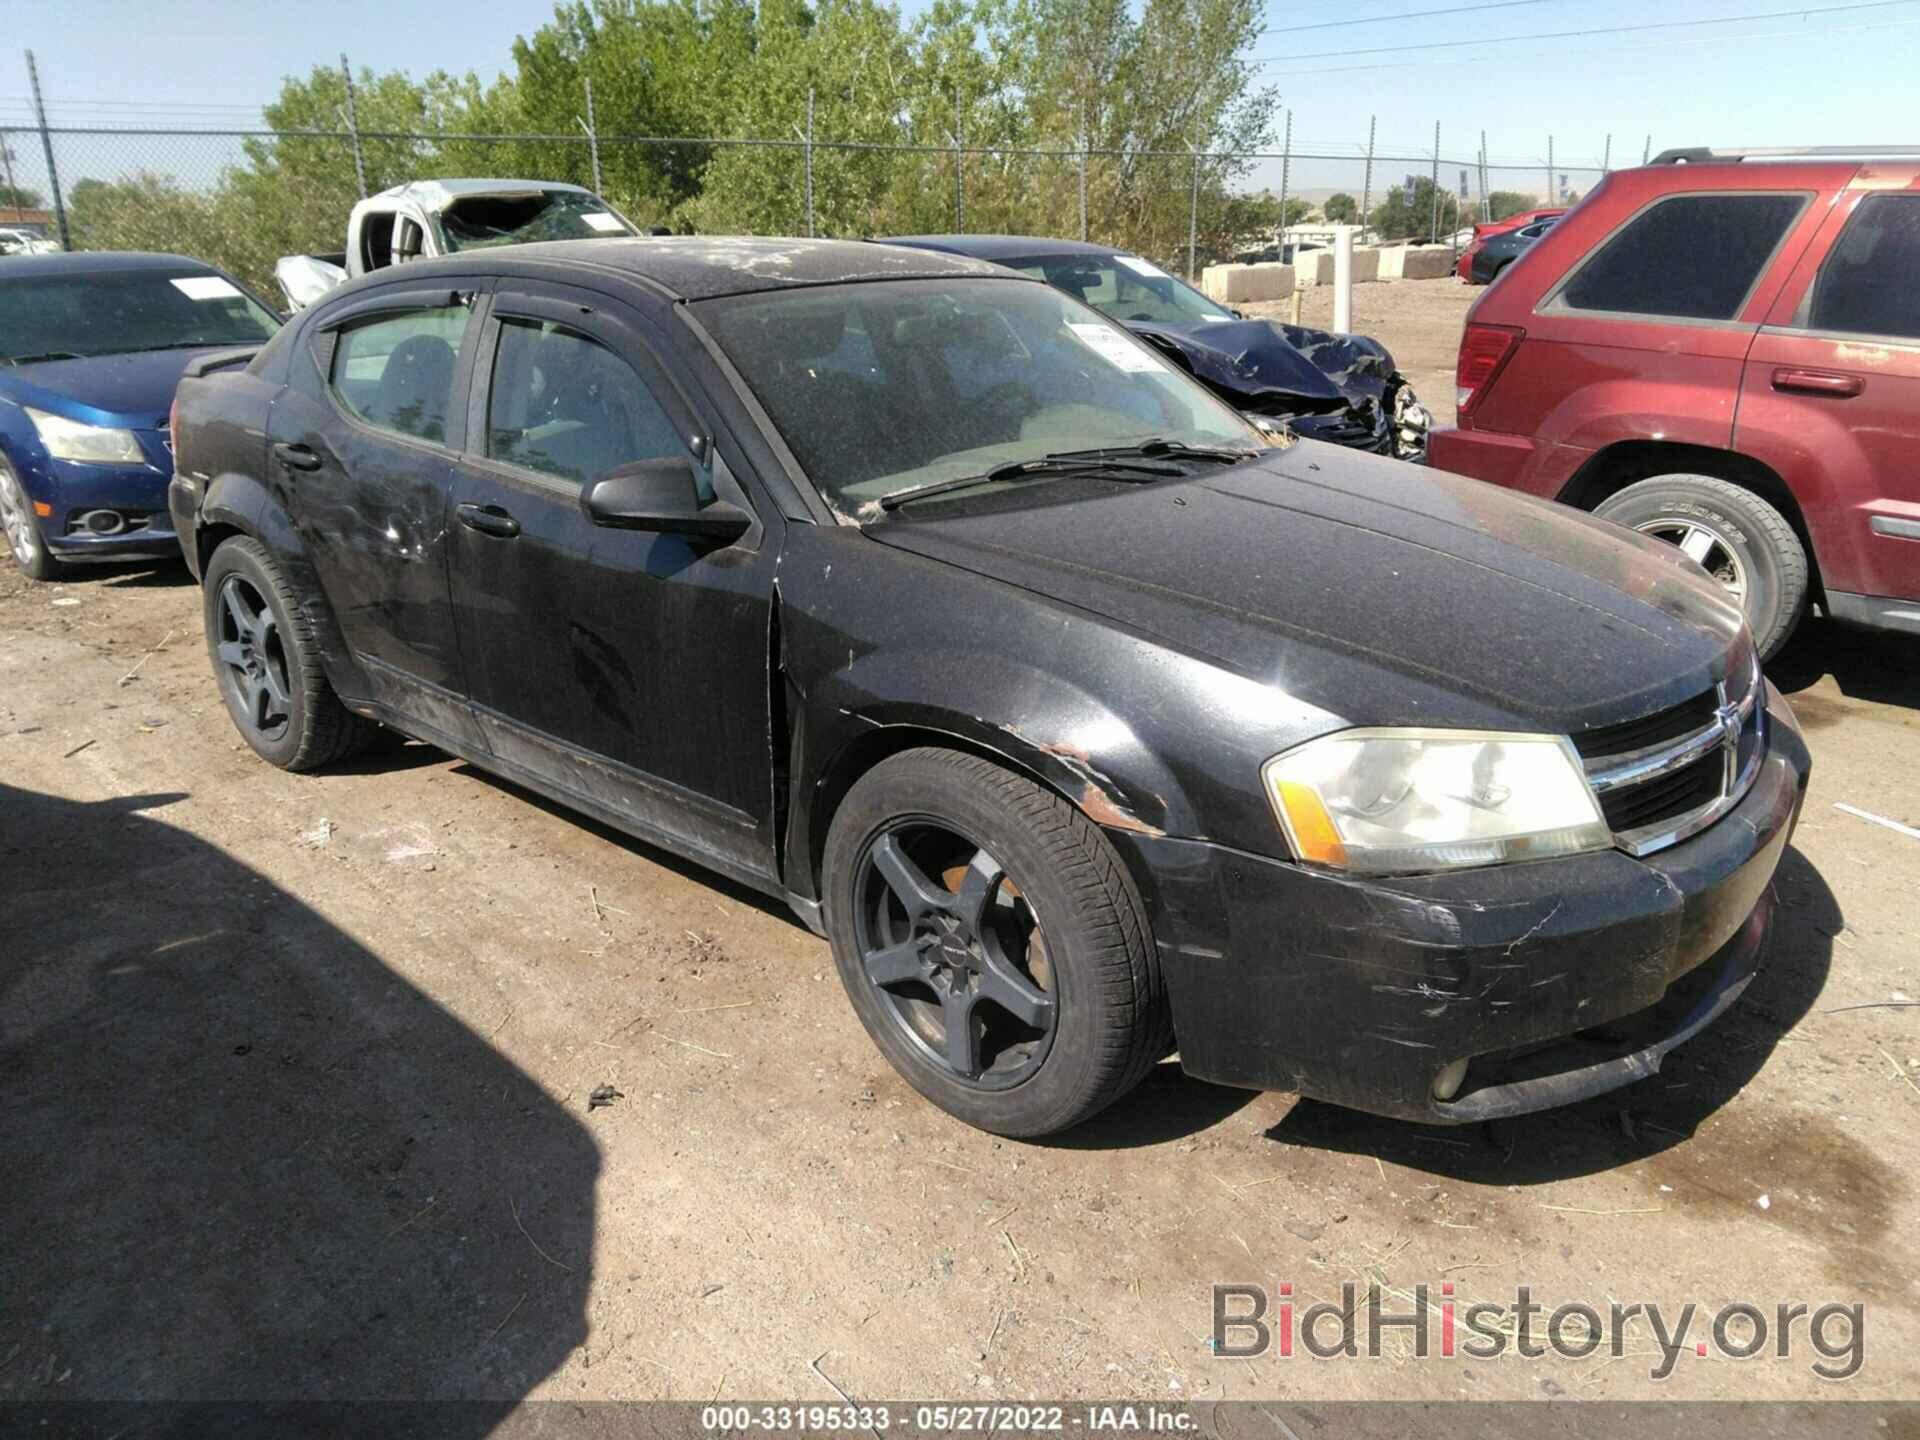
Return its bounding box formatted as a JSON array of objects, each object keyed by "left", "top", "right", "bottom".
[{"left": 169, "top": 237, "right": 1809, "bottom": 1138}]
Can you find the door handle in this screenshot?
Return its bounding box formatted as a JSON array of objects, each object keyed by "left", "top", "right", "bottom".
[
  {"left": 272, "top": 442, "right": 323, "bottom": 472},
  {"left": 456, "top": 502, "right": 521, "bottom": 539},
  {"left": 1771, "top": 367, "right": 1863, "bottom": 398}
]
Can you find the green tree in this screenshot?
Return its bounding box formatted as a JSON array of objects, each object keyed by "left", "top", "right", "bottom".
[
  {"left": 1487, "top": 190, "right": 1541, "bottom": 221},
  {"left": 1322, "top": 192, "right": 1356, "bottom": 223},
  {"left": 1367, "top": 176, "right": 1458, "bottom": 242},
  {"left": 1, "top": 180, "right": 44, "bottom": 210}
]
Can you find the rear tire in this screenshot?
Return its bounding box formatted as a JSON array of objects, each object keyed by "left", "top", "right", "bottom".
[
  {"left": 0, "top": 456, "right": 66, "bottom": 582},
  {"left": 1594, "top": 474, "right": 1808, "bottom": 659},
  {"left": 202, "top": 535, "right": 377, "bottom": 771},
  {"left": 823, "top": 747, "right": 1170, "bottom": 1138}
]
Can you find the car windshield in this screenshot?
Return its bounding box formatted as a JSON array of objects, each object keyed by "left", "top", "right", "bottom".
[
  {"left": 0, "top": 268, "right": 280, "bottom": 364},
  {"left": 1006, "top": 253, "right": 1236, "bottom": 326},
  {"left": 698, "top": 278, "right": 1262, "bottom": 514},
  {"left": 436, "top": 190, "right": 635, "bottom": 251}
]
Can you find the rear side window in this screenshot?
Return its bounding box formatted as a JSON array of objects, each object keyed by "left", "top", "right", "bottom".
[
  {"left": 1807, "top": 193, "right": 1920, "bottom": 340},
  {"left": 485, "top": 317, "right": 700, "bottom": 489},
  {"left": 329, "top": 305, "right": 467, "bottom": 444},
  {"left": 1558, "top": 194, "right": 1806, "bottom": 321}
]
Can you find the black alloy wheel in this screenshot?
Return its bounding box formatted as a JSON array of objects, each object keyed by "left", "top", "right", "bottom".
[{"left": 852, "top": 820, "right": 1058, "bottom": 1089}]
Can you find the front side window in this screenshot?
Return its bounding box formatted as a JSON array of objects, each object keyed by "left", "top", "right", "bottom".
[
  {"left": 328, "top": 305, "right": 467, "bottom": 443},
  {"left": 699, "top": 278, "right": 1260, "bottom": 513},
  {"left": 486, "top": 317, "right": 695, "bottom": 486},
  {"left": 1558, "top": 193, "right": 1806, "bottom": 321},
  {"left": 0, "top": 268, "right": 279, "bottom": 366},
  {"left": 1806, "top": 193, "right": 1920, "bottom": 341}
]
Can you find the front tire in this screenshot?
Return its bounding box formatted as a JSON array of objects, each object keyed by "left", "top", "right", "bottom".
[
  {"left": 1594, "top": 474, "right": 1808, "bottom": 658},
  {"left": 0, "top": 456, "right": 66, "bottom": 581},
  {"left": 823, "top": 748, "right": 1170, "bottom": 1138},
  {"left": 202, "top": 536, "right": 376, "bottom": 771}
]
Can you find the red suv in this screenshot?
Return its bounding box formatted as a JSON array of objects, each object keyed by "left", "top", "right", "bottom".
[{"left": 1430, "top": 147, "right": 1920, "bottom": 657}]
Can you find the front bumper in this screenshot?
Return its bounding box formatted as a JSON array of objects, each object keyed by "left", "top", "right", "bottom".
[
  {"left": 12, "top": 445, "right": 179, "bottom": 563},
  {"left": 1112, "top": 684, "right": 1809, "bottom": 1122}
]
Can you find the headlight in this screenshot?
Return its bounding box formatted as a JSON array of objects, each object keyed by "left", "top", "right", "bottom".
[
  {"left": 25, "top": 407, "right": 146, "bottom": 465},
  {"left": 1263, "top": 728, "right": 1611, "bottom": 874}
]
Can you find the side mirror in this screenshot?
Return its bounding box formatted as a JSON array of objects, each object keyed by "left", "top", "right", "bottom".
[{"left": 583, "top": 457, "right": 751, "bottom": 541}]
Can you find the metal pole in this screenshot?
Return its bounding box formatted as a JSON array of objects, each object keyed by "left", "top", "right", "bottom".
[
  {"left": 340, "top": 54, "right": 367, "bottom": 199},
  {"left": 1360, "top": 115, "right": 1376, "bottom": 241},
  {"left": 24, "top": 51, "right": 68, "bottom": 251},
  {"left": 1188, "top": 146, "right": 1201, "bottom": 282},
  {"left": 1428, "top": 120, "right": 1442, "bottom": 243},
  {"left": 1546, "top": 134, "right": 1554, "bottom": 208},
  {"left": 1332, "top": 226, "right": 1353, "bottom": 334},
  {"left": 952, "top": 90, "right": 964, "bottom": 233},
  {"left": 1479, "top": 129, "right": 1490, "bottom": 222},
  {"left": 1277, "top": 109, "right": 1292, "bottom": 252},
  {"left": 1643, "top": 134, "right": 1652, "bottom": 166},
  {"left": 1602, "top": 132, "right": 1612, "bottom": 175},
  {"left": 583, "top": 76, "right": 603, "bottom": 195},
  {"left": 1078, "top": 105, "right": 1088, "bottom": 242},
  {"left": 805, "top": 88, "right": 816, "bottom": 238}
]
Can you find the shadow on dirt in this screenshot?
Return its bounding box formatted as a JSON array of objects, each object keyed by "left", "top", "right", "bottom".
[
  {"left": 1262, "top": 847, "right": 1838, "bottom": 1184},
  {"left": 59, "top": 559, "right": 197, "bottom": 590},
  {"left": 1769, "top": 617, "right": 1920, "bottom": 713},
  {"left": 0, "top": 782, "right": 598, "bottom": 1410}
]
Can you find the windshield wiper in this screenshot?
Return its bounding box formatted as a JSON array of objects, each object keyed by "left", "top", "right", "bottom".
[
  {"left": 876, "top": 454, "right": 1183, "bottom": 512},
  {"left": 1050, "top": 437, "right": 1260, "bottom": 465},
  {"left": 1, "top": 350, "right": 85, "bottom": 366}
]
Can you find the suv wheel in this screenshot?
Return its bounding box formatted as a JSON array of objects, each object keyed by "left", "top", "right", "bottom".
[
  {"left": 0, "top": 456, "right": 66, "bottom": 581},
  {"left": 822, "top": 747, "right": 1170, "bottom": 1138},
  {"left": 1594, "top": 475, "right": 1809, "bottom": 658},
  {"left": 202, "top": 535, "right": 377, "bottom": 771}
]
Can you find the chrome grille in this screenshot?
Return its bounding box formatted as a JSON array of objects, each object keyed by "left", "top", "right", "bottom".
[{"left": 1573, "top": 649, "right": 1767, "bottom": 857}]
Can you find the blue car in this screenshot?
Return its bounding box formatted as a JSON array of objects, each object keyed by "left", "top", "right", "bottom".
[{"left": 0, "top": 252, "right": 282, "bottom": 580}]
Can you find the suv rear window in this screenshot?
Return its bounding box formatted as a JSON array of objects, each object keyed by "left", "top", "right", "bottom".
[
  {"left": 1807, "top": 193, "right": 1920, "bottom": 341},
  {"left": 1558, "top": 193, "right": 1806, "bottom": 321}
]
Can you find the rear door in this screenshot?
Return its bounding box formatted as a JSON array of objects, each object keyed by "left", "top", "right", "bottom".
[
  {"left": 267, "top": 280, "right": 487, "bottom": 746},
  {"left": 1737, "top": 177, "right": 1920, "bottom": 610},
  {"left": 444, "top": 280, "right": 779, "bottom": 883}
]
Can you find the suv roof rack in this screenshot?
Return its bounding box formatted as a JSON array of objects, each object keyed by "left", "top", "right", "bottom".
[{"left": 1650, "top": 145, "right": 1920, "bottom": 164}]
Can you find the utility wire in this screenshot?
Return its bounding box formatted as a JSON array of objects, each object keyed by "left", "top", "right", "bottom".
[
  {"left": 1289, "top": 0, "right": 1561, "bottom": 32},
  {"left": 1252, "top": 0, "right": 1918, "bottom": 63}
]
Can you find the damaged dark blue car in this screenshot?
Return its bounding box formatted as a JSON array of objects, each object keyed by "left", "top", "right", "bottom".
[{"left": 885, "top": 235, "right": 1431, "bottom": 460}]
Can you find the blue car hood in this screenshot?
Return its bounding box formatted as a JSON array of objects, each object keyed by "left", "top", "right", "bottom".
[{"left": 0, "top": 349, "right": 215, "bottom": 429}]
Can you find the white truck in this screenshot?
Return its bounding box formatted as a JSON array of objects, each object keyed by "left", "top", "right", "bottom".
[{"left": 275, "top": 178, "right": 641, "bottom": 309}]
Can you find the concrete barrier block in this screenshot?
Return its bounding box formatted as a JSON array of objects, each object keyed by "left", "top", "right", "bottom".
[
  {"left": 1200, "top": 261, "right": 1295, "bottom": 304},
  {"left": 1381, "top": 244, "right": 1455, "bottom": 280}
]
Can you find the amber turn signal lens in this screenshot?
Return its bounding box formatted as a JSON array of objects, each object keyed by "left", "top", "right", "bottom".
[
  {"left": 33, "top": 501, "right": 52, "bottom": 517},
  {"left": 1272, "top": 780, "right": 1348, "bottom": 868}
]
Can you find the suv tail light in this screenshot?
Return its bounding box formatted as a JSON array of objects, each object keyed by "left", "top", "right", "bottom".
[{"left": 1455, "top": 323, "right": 1523, "bottom": 419}]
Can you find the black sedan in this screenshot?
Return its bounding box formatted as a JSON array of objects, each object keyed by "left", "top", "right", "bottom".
[
  {"left": 169, "top": 237, "right": 1807, "bottom": 1137},
  {"left": 1469, "top": 216, "right": 1559, "bottom": 284},
  {"left": 886, "top": 235, "right": 1430, "bottom": 461}
]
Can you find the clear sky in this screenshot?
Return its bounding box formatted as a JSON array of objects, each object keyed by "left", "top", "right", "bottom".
[{"left": 6, "top": 0, "right": 1919, "bottom": 196}]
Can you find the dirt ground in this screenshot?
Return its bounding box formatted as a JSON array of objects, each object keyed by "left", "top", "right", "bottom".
[{"left": 4, "top": 279, "right": 1919, "bottom": 1409}]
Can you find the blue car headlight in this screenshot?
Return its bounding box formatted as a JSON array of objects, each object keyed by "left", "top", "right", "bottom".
[{"left": 25, "top": 407, "right": 146, "bottom": 466}]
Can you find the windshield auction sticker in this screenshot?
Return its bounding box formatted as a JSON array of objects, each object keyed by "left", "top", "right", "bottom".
[
  {"left": 170, "top": 276, "right": 243, "bottom": 301},
  {"left": 1066, "top": 322, "right": 1164, "bottom": 374}
]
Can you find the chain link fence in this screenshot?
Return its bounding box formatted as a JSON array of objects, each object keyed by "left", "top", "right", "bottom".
[{"left": 1, "top": 116, "right": 1614, "bottom": 300}]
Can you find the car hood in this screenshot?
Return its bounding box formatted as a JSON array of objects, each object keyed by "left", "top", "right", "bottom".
[
  {"left": 1129, "top": 319, "right": 1399, "bottom": 413},
  {"left": 0, "top": 349, "right": 216, "bottom": 429},
  {"left": 864, "top": 448, "right": 1746, "bottom": 732}
]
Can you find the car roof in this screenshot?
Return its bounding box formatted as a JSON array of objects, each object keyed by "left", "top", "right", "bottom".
[
  {"left": 381, "top": 235, "right": 1016, "bottom": 301},
  {"left": 368, "top": 178, "right": 600, "bottom": 205},
  {"left": 885, "top": 234, "right": 1124, "bottom": 262},
  {"left": 0, "top": 250, "right": 218, "bottom": 279}
]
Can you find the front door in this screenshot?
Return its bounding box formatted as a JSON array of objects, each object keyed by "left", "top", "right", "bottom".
[
  {"left": 267, "top": 281, "right": 487, "bottom": 746},
  {"left": 444, "top": 282, "right": 778, "bottom": 883},
  {"left": 1738, "top": 183, "right": 1920, "bottom": 610}
]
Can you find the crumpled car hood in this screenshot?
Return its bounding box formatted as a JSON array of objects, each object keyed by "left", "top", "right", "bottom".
[
  {"left": 1129, "top": 319, "right": 1399, "bottom": 412},
  {"left": 864, "top": 449, "right": 1746, "bottom": 731}
]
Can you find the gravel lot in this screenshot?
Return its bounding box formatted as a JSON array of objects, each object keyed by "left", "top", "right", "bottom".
[{"left": 3, "top": 278, "right": 1917, "bottom": 1407}]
